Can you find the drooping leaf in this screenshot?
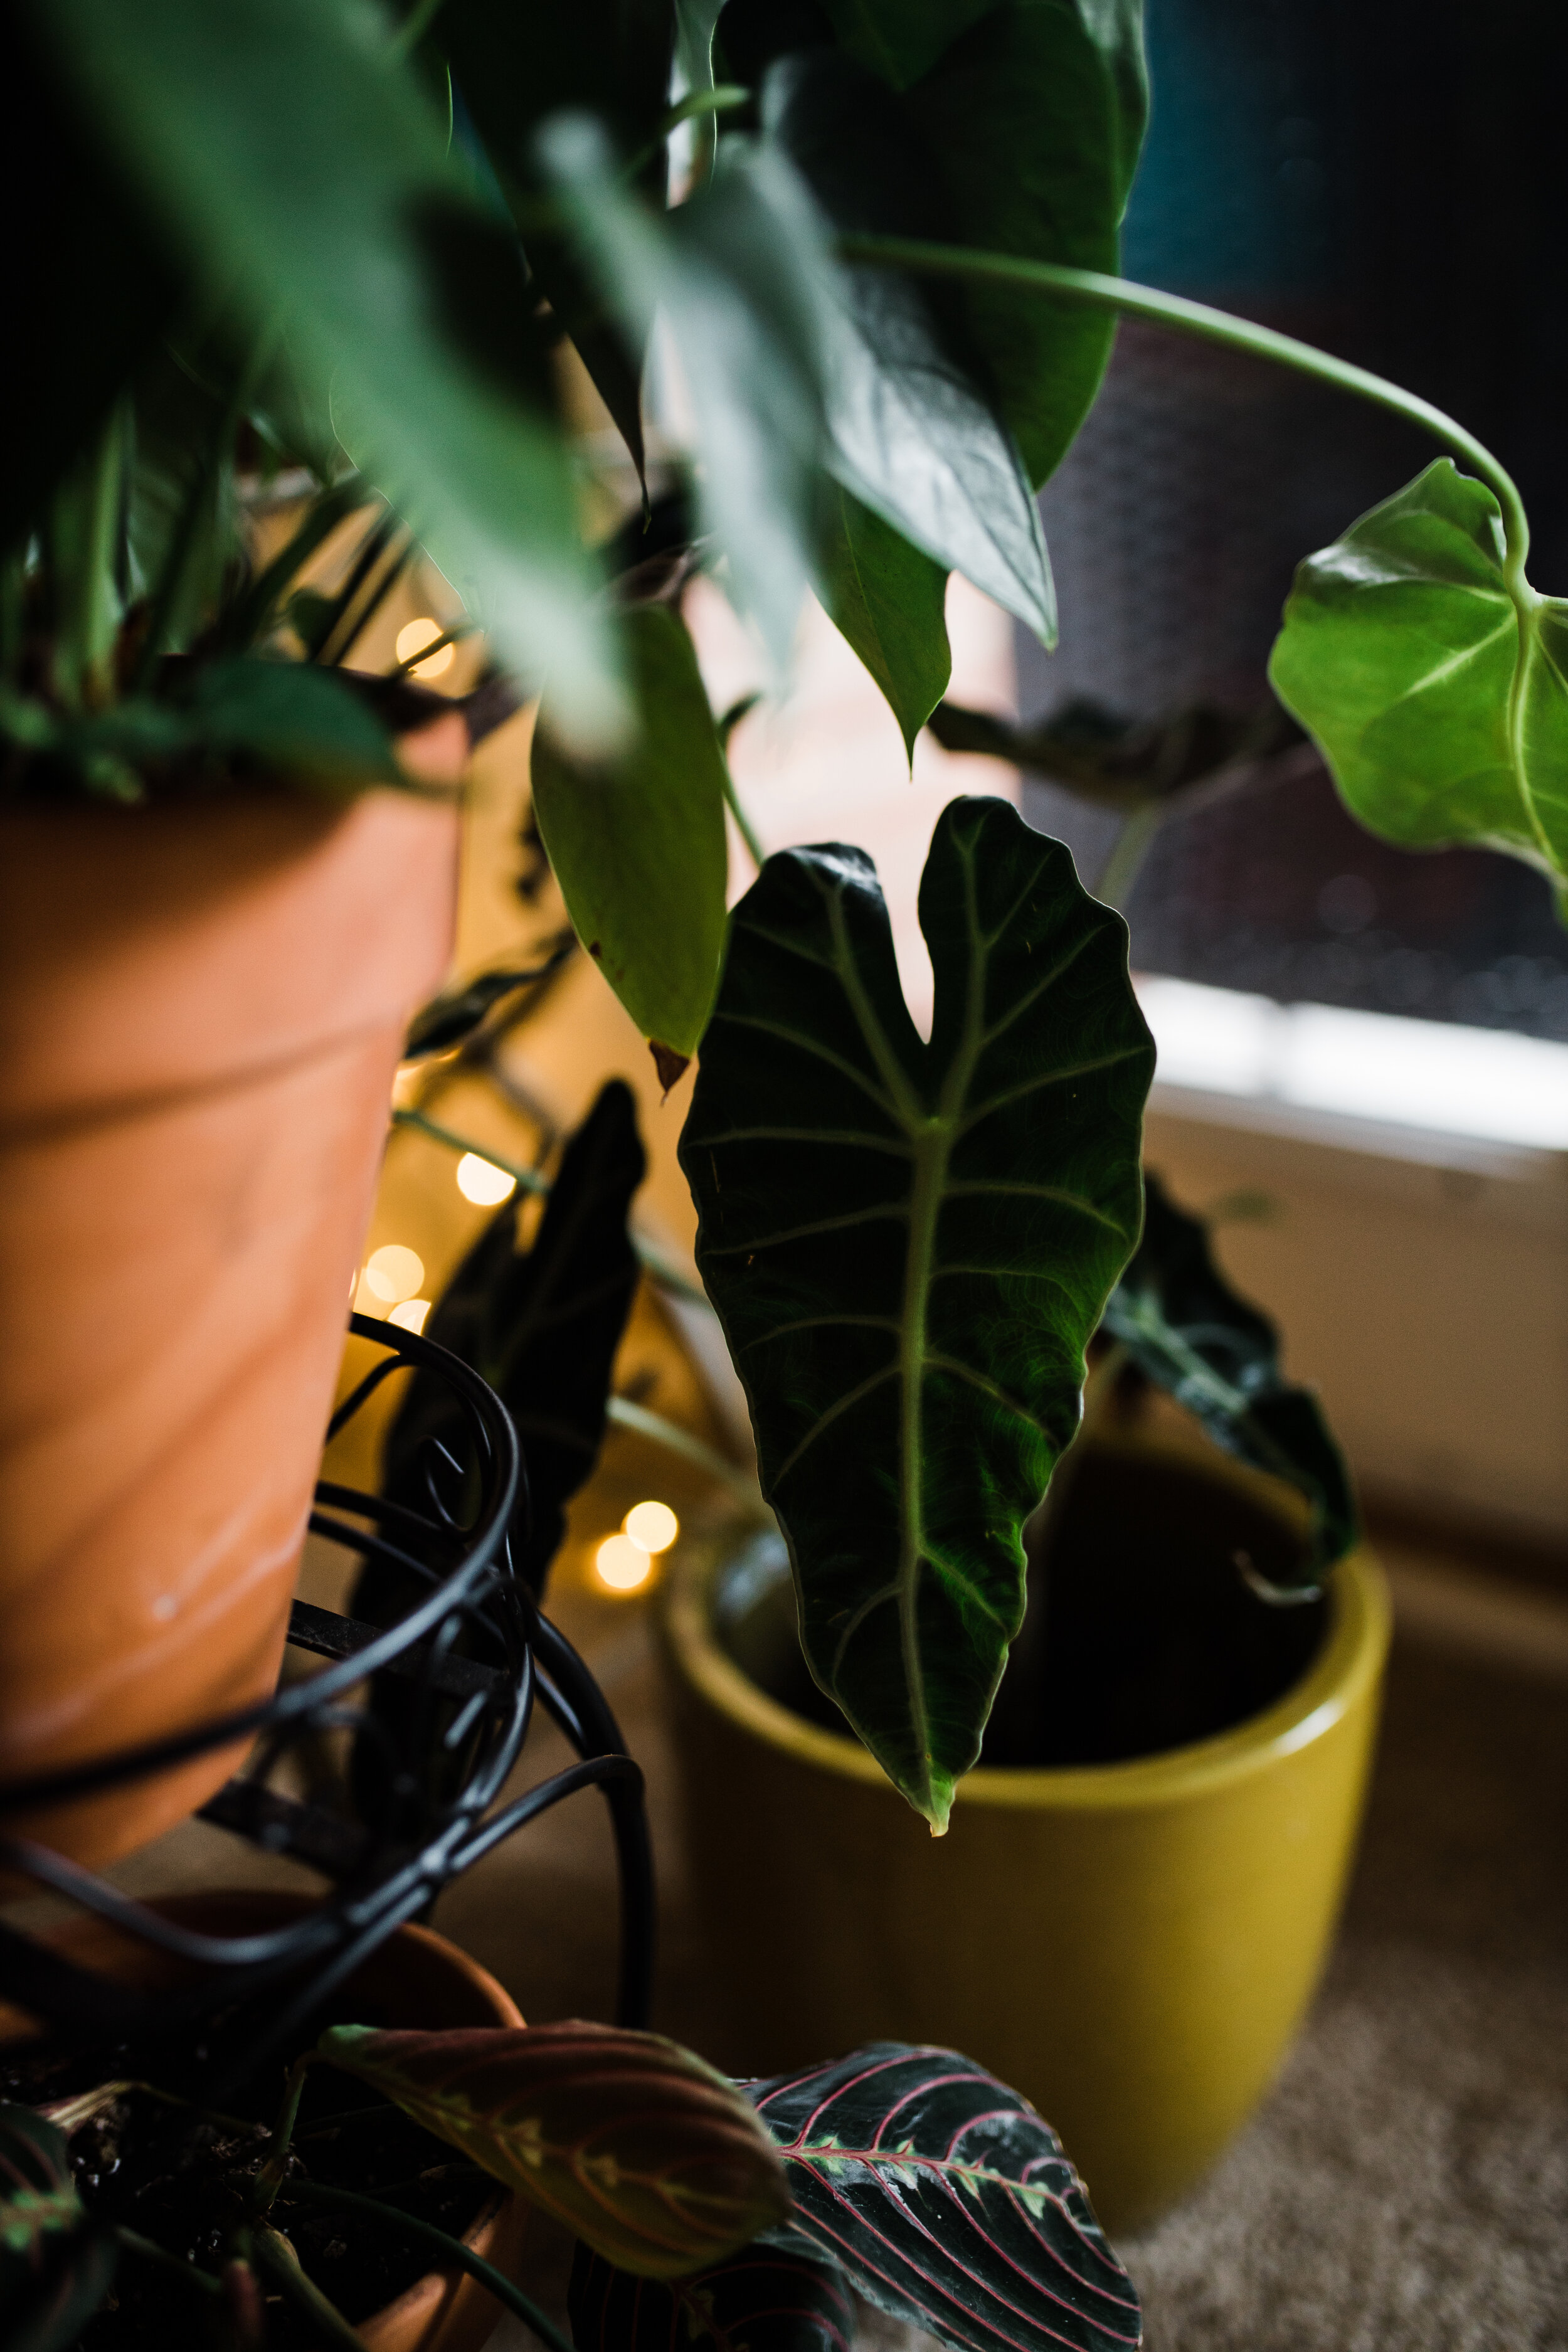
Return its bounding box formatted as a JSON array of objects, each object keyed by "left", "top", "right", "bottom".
[
  {"left": 541, "top": 115, "right": 830, "bottom": 667},
  {"left": 679, "top": 798, "right": 1153, "bottom": 1826},
  {"left": 745, "top": 2046, "right": 1142, "bottom": 2352},
  {"left": 33, "top": 0, "right": 617, "bottom": 743},
  {"left": 569, "top": 2233, "right": 855, "bottom": 2352},
  {"left": 1268, "top": 458, "right": 1568, "bottom": 891},
  {"left": 928, "top": 697, "right": 1303, "bottom": 812},
  {"left": 315, "top": 2022, "right": 792, "bottom": 2280},
  {"left": 765, "top": 50, "right": 1055, "bottom": 644},
  {"left": 897, "top": 0, "right": 1148, "bottom": 489},
  {"left": 381, "top": 1079, "right": 645, "bottom": 1590},
  {"left": 442, "top": 0, "right": 674, "bottom": 478},
  {"left": 401, "top": 939, "right": 576, "bottom": 1061},
  {"left": 817, "top": 487, "right": 951, "bottom": 761},
  {"left": 1101, "top": 1173, "right": 1357, "bottom": 1586},
  {"left": 532, "top": 604, "right": 730, "bottom": 1057},
  {"left": 0, "top": 2106, "right": 119, "bottom": 2352}
]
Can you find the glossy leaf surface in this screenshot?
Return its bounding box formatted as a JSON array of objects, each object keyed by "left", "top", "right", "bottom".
[
  {"left": 36, "top": 0, "right": 613, "bottom": 739},
  {"left": 680, "top": 798, "right": 1153, "bottom": 1825},
  {"left": 0, "top": 2106, "right": 118, "bottom": 2352},
  {"left": 746, "top": 2046, "right": 1142, "bottom": 2352},
  {"left": 1102, "top": 1173, "right": 1357, "bottom": 1585},
  {"left": 569, "top": 2233, "right": 856, "bottom": 2352},
  {"left": 766, "top": 51, "right": 1055, "bottom": 645},
  {"left": 544, "top": 117, "right": 830, "bottom": 668},
  {"left": 381, "top": 1079, "right": 644, "bottom": 1591},
  {"left": 532, "top": 605, "right": 730, "bottom": 1057},
  {"left": 316, "top": 2022, "right": 790, "bottom": 2279},
  {"left": 1269, "top": 458, "right": 1568, "bottom": 889},
  {"left": 817, "top": 487, "right": 951, "bottom": 761}
]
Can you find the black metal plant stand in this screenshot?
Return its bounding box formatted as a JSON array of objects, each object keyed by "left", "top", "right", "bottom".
[{"left": 0, "top": 1314, "right": 654, "bottom": 2079}]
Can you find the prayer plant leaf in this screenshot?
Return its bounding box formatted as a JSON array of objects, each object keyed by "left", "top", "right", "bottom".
[
  {"left": 1101, "top": 1173, "right": 1357, "bottom": 1587},
  {"left": 315, "top": 2022, "right": 791, "bottom": 2280},
  {"left": 381, "top": 1079, "right": 644, "bottom": 1592},
  {"left": 542, "top": 114, "right": 831, "bottom": 670},
  {"left": 1269, "top": 459, "right": 1568, "bottom": 891},
  {"left": 744, "top": 2045, "right": 1142, "bottom": 2352},
  {"left": 0, "top": 2105, "right": 119, "bottom": 2352},
  {"left": 532, "top": 605, "right": 730, "bottom": 1059},
  {"left": 765, "top": 51, "right": 1054, "bottom": 647},
  {"left": 569, "top": 2233, "right": 856, "bottom": 2352},
  {"left": 679, "top": 798, "right": 1153, "bottom": 1828},
  {"left": 817, "top": 486, "right": 952, "bottom": 761},
  {"left": 33, "top": 0, "right": 616, "bottom": 743}
]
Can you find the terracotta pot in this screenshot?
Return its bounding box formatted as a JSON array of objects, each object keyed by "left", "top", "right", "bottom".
[
  {"left": 0, "top": 783, "right": 459, "bottom": 1867},
  {"left": 0, "top": 1890, "right": 528, "bottom": 2352},
  {"left": 661, "top": 1435, "right": 1391, "bottom": 2232}
]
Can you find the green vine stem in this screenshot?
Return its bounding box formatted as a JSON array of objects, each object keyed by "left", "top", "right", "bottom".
[
  {"left": 835, "top": 236, "right": 1536, "bottom": 598},
  {"left": 273, "top": 2176, "right": 577, "bottom": 2352},
  {"left": 251, "top": 2223, "right": 367, "bottom": 2352},
  {"left": 605, "top": 1393, "right": 770, "bottom": 1519}
]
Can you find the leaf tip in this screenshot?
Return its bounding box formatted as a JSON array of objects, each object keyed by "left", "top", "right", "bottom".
[{"left": 649, "top": 1040, "right": 692, "bottom": 1096}]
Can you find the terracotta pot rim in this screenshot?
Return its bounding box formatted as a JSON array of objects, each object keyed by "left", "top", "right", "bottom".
[{"left": 664, "top": 1436, "right": 1392, "bottom": 1814}]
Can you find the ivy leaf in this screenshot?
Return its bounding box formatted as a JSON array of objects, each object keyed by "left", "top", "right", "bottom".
[
  {"left": 817, "top": 486, "right": 951, "bottom": 761},
  {"left": 34, "top": 0, "right": 616, "bottom": 741},
  {"left": 679, "top": 798, "right": 1153, "bottom": 1828},
  {"left": 765, "top": 50, "right": 1054, "bottom": 647},
  {"left": 315, "top": 2022, "right": 792, "bottom": 2280},
  {"left": 380, "top": 1079, "right": 644, "bottom": 1592},
  {"left": 542, "top": 114, "right": 831, "bottom": 669},
  {"left": 0, "top": 2106, "right": 119, "bottom": 2352},
  {"left": 746, "top": 2045, "right": 1142, "bottom": 2352},
  {"left": 532, "top": 604, "right": 730, "bottom": 1060},
  {"left": 897, "top": 0, "right": 1148, "bottom": 489},
  {"left": 1268, "top": 458, "right": 1568, "bottom": 891},
  {"left": 568, "top": 2233, "right": 856, "bottom": 2352},
  {"left": 1101, "top": 1173, "right": 1357, "bottom": 1587}
]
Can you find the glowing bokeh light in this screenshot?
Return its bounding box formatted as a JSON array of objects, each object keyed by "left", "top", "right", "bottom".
[
  {"left": 595, "top": 1534, "right": 653, "bottom": 1592},
  {"left": 457, "top": 1152, "right": 517, "bottom": 1207},
  {"left": 623, "top": 1500, "right": 679, "bottom": 1554},
  {"left": 395, "top": 617, "right": 456, "bottom": 679},
  {"left": 388, "top": 1298, "right": 432, "bottom": 1333},
  {"left": 364, "top": 1244, "right": 425, "bottom": 1303}
]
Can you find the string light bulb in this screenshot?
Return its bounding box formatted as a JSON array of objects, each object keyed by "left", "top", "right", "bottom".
[
  {"left": 363, "top": 1244, "right": 425, "bottom": 1303},
  {"left": 595, "top": 1534, "right": 652, "bottom": 1592},
  {"left": 396, "top": 617, "right": 455, "bottom": 680},
  {"left": 623, "top": 1501, "right": 679, "bottom": 1554},
  {"left": 457, "top": 1153, "right": 517, "bottom": 1207}
]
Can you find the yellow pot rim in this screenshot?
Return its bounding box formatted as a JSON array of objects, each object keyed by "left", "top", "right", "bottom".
[{"left": 665, "top": 1482, "right": 1391, "bottom": 1815}]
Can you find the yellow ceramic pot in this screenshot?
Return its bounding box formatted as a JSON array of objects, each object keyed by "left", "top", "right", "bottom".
[{"left": 660, "top": 1442, "right": 1391, "bottom": 2232}]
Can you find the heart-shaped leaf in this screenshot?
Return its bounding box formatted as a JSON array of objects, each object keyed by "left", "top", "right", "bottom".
[
  {"left": 0, "top": 2106, "right": 119, "bottom": 2352},
  {"left": 315, "top": 2022, "right": 792, "bottom": 2280},
  {"left": 1268, "top": 457, "right": 1568, "bottom": 892},
  {"left": 817, "top": 485, "right": 951, "bottom": 761},
  {"left": 33, "top": 0, "right": 615, "bottom": 740},
  {"left": 532, "top": 604, "right": 731, "bottom": 1059},
  {"left": 569, "top": 2233, "right": 856, "bottom": 2352},
  {"left": 745, "top": 2046, "right": 1142, "bottom": 2352},
  {"left": 765, "top": 50, "right": 1056, "bottom": 646},
  {"left": 1101, "top": 1173, "right": 1357, "bottom": 1586},
  {"left": 679, "top": 798, "right": 1153, "bottom": 1827},
  {"left": 541, "top": 114, "right": 832, "bottom": 669}
]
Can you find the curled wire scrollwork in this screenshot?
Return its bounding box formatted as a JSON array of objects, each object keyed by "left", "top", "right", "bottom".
[{"left": 0, "top": 1314, "right": 654, "bottom": 2074}]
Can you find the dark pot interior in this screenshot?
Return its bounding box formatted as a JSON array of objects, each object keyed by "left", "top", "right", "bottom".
[{"left": 712, "top": 1444, "right": 1331, "bottom": 1770}]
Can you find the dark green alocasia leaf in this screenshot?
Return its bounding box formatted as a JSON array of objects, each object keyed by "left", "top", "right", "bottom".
[
  {"left": 823, "top": 0, "right": 1009, "bottom": 89},
  {"left": 532, "top": 605, "right": 730, "bottom": 1061},
  {"left": 316, "top": 2022, "right": 791, "bottom": 2280},
  {"left": 817, "top": 487, "right": 951, "bottom": 760},
  {"left": 899, "top": 0, "right": 1148, "bottom": 489},
  {"left": 746, "top": 2046, "right": 1142, "bottom": 2352},
  {"left": 679, "top": 798, "right": 1153, "bottom": 1826},
  {"left": 1101, "top": 1173, "right": 1357, "bottom": 1587},
  {"left": 33, "top": 0, "right": 615, "bottom": 742},
  {"left": 541, "top": 116, "right": 831, "bottom": 669},
  {"left": 381, "top": 1079, "right": 644, "bottom": 1590},
  {"left": 1268, "top": 458, "right": 1568, "bottom": 891},
  {"left": 765, "top": 51, "right": 1055, "bottom": 645},
  {"left": 569, "top": 2233, "right": 856, "bottom": 2352},
  {"left": 0, "top": 2105, "right": 119, "bottom": 2352}
]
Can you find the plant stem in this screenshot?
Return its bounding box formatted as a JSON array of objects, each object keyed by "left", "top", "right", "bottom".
[
  {"left": 252, "top": 2225, "right": 367, "bottom": 2352},
  {"left": 721, "top": 762, "right": 767, "bottom": 869},
  {"left": 114, "top": 2227, "right": 225, "bottom": 2297},
  {"left": 605, "top": 1394, "right": 770, "bottom": 1518},
  {"left": 835, "top": 236, "right": 1535, "bottom": 590},
  {"left": 277, "top": 2176, "right": 576, "bottom": 2352},
  {"left": 1094, "top": 799, "right": 1163, "bottom": 914},
  {"left": 250, "top": 2053, "right": 313, "bottom": 2215}
]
